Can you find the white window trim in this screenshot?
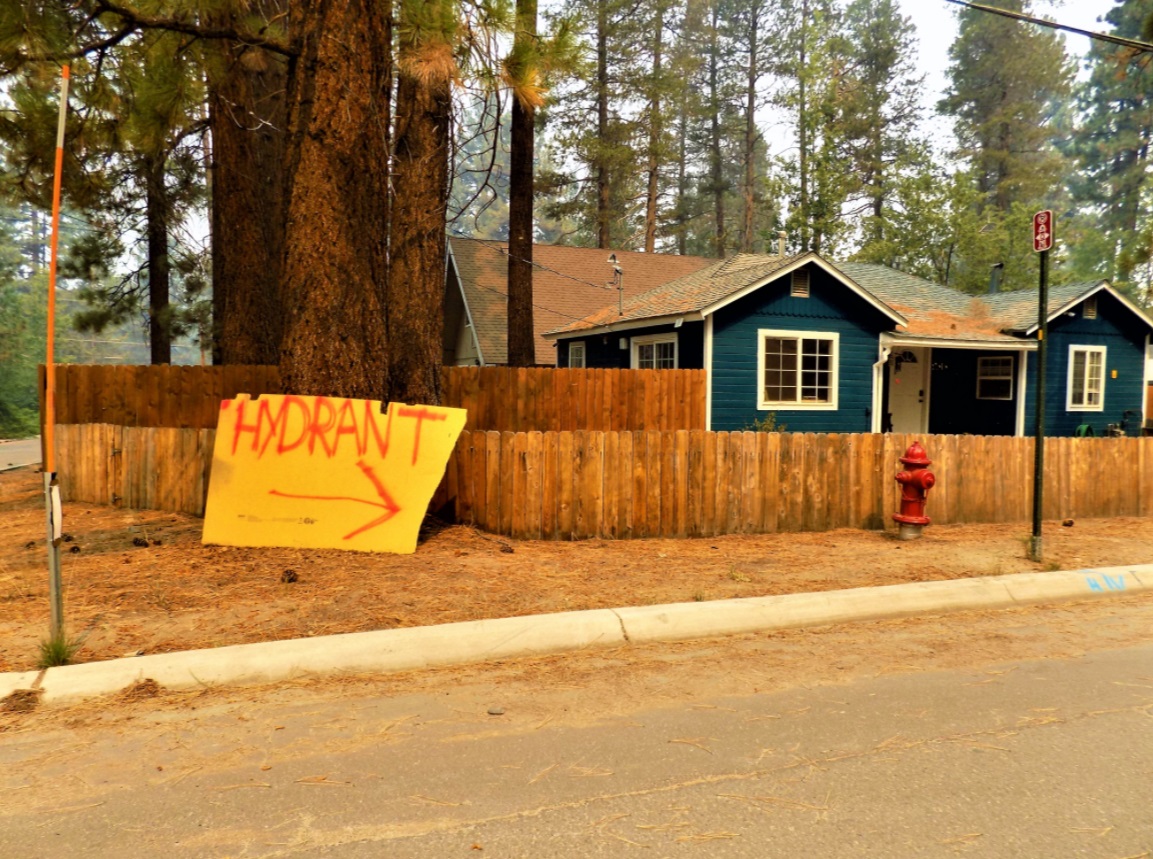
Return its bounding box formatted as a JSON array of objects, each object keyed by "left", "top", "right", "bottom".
[
  {"left": 976, "top": 355, "right": 1014, "bottom": 401},
  {"left": 631, "top": 334, "right": 678, "bottom": 369},
  {"left": 567, "top": 341, "right": 586, "bottom": 369},
  {"left": 757, "top": 328, "right": 840, "bottom": 411},
  {"left": 1066, "top": 344, "right": 1106, "bottom": 412}
]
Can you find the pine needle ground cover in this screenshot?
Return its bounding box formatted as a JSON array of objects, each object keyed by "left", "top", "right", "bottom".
[{"left": 2, "top": 466, "right": 1151, "bottom": 673}]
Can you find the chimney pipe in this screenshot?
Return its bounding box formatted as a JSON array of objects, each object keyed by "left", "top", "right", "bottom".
[
  {"left": 778, "top": 231, "right": 787, "bottom": 256},
  {"left": 988, "top": 263, "right": 1004, "bottom": 295}
]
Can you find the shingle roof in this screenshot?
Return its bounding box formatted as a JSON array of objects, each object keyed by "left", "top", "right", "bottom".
[
  {"left": 538, "top": 251, "right": 1126, "bottom": 348},
  {"left": 839, "top": 263, "right": 1021, "bottom": 343},
  {"left": 449, "top": 238, "right": 714, "bottom": 365},
  {"left": 546, "top": 253, "right": 811, "bottom": 335},
  {"left": 984, "top": 282, "right": 1104, "bottom": 332}
]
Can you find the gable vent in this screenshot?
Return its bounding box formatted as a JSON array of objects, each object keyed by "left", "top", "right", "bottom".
[
  {"left": 791, "top": 269, "right": 810, "bottom": 298},
  {"left": 1083, "top": 297, "right": 1098, "bottom": 319}
]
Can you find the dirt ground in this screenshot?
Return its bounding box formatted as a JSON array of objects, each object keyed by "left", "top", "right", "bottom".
[{"left": 2, "top": 464, "right": 1152, "bottom": 674}]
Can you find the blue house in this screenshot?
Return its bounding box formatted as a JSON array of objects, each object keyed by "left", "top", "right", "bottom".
[{"left": 544, "top": 252, "right": 1153, "bottom": 437}]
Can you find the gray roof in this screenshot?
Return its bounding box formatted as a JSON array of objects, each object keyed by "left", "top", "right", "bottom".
[
  {"left": 985, "top": 282, "right": 1105, "bottom": 332},
  {"left": 544, "top": 253, "right": 1140, "bottom": 346},
  {"left": 839, "top": 263, "right": 1021, "bottom": 343}
]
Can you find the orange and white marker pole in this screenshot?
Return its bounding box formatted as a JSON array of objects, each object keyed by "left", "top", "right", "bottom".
[{"left": 44, "top": 63, "right": 70, "bottom": 639}]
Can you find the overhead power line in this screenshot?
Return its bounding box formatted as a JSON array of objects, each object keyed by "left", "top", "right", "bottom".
[{"left": 943, "top": 0, "right": 1153, "bottom": 53}]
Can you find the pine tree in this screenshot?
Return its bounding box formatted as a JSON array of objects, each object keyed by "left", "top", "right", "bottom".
[
  {"left": 1067, "top": 0, "right": 1153, "bottom": 296},
  {"left": 837, "top": 0, "right": 924, "bottom": 245},
  {"left": 939, "top": 0, "right": 1074, "bottom": 212},
  {"left": 769, "top": 0, "right": 853, "bottom": 254}
]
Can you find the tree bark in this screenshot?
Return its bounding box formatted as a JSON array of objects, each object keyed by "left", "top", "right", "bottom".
[
  {"left": 208, "top": 1, "right": 288, "bottom": 366},
  {"left": 386, "top": 0, "right": 452, "bottom": 404},
  {"left": 643, "top": 0, "right": 664, "bottom": 254},
  {"left": 278, "top": 0, "right": 392, "bottom": 399},
  {"left": 798, "top": 0, "right": 810, "bottom": 252},
  {"left": 708, "top": 2, "right": 725, "bottom": 259},
  {"left": 506, "top": 0, "right": 537, "bottom": 367},
  {"left": 595, "top": 0, "right": 611, "bottom": 249},
  {"left": 143, "top": 152, "right": 171, "bottom": 365},
  {"left": 741, "top": 7, "right": 758, "bottom": 253}
]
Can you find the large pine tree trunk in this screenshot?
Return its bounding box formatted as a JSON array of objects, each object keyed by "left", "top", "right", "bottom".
[
  {"left": 675, "top": 97, "right": 688, "bottom": 256},
  {"left": 595, "top": 0, "right": 611, "bottom": 249},
  {"left": 643, "top": 2, "right": 664, "bottom": 254},
  {"left": 708, "top": 3, "right": 725, "bottom": 259},
  {"left": 144, "top": 152, "right": 172, "bottom": 365},
  {"left": 278, "top": 0, "right": 392, "bottom": 399},
  {"left": 741, "top": 13, "right": 758, "bottom": 254},
  {"left": 506, "top": 0, "right": 537, "bottom": 368},
  {"left": 386, "top": 3, "right": 452, "bottom": 404},
  {"left": 797, "top": 0, "right": 810, "bottom": 252},
  {"left": 208, "top": 1, "right": 287, "bottom": 366}
]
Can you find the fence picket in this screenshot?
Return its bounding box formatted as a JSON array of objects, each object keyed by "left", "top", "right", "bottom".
[{"left": 53, "top": 426, "right": 1153, "bottom": 541}]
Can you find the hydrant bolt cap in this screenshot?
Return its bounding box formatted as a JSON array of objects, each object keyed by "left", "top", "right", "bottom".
[{"left": 899, "top": 441, "right": 932, "bottom": 467}]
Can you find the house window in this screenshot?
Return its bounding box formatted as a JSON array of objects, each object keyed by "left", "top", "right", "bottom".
[
  {"left": 976, "top": 356, "right": 1014, "bottom": 400},
  {"left": 1067, "top": 345, "right": 1106, "bottom": 411},
  {"left": 568, "top": 341, "right": 586, "bottom": 369},
  {"left": 632, "top": 335, "right": 678, "bottom": 369},
  {"left": 757, "top": 329, "right": 839, "bottom": 409},
  {"left": 790, "top": 269, "right": 810, "bottom": 298},
  {"left": 1083, "top": 297, "right": 1098, "bottom": 320}
]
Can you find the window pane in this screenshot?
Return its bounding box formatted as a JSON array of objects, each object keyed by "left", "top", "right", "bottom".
[
  {"left": 638, "top": 343, "right": 654, "bottom": 370},
  {"left": 1071, "top": 351, "right": 1086, "bottom": 405},
  {"left": 1086, "top": 351, "right": 1103, "bottom": 405},
  {"left": 799, "top": 338, "right": 832, "bottom": 402},
  {"left": 763, "top": 338, "right": 799, "bottom": 402},
  {"left": 655, "top": 341, "right": 676, "bottom": 369},
  {"left": 981, "top": 379, "right": 1011, "bottom": 399}
]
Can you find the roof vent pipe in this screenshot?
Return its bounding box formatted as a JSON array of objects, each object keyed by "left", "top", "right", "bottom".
[
  {"left": 988, "top": 262, "right": 1004, "bottom": 295},
  {"left": 778, "top": 231, "right": 787, "bottom": 256}
]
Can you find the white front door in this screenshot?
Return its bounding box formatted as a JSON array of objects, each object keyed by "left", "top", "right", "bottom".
[{"left": 889, "top": 347, "right": 929, "bottom": 433}]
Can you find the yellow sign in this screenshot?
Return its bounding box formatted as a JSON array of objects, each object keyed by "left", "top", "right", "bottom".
[{"left": 203, "top": 394, "right": 466, "bottom": 555}]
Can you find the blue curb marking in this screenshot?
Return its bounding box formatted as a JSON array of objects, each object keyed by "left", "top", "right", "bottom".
[{"left": 1085, "top": 573, "right": 1128, "bottom": 593}]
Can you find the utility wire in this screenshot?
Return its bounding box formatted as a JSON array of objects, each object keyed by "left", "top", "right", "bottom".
[
  {"left": 449, "top": 232, "right": 620, "bottom": 292},
  {"left": 942, "top": 0, "right": 1153, "bottom": 53},
  {"left": 469, "top": 279, "right": 598, "bottom": 324}
]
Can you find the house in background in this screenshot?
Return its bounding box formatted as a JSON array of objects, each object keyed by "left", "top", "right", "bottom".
[
  {"left": 544, "top": 251, "right": 1153, "bottom": 437},
  {"left": 443, "top": 238, "right": 713, "bottom": 366}
]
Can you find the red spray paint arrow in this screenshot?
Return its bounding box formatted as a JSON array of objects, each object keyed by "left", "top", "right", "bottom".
[{"left": 269, "top": 459, "right": 401, "bottom": 540}]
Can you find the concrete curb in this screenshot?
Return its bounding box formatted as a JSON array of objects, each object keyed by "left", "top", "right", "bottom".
[
  {"left": 615, "top": 566, "right": 1152, "bottom": 643},
  {"left": 2, "top": 565, "right": 1150, "bottom": 706}
]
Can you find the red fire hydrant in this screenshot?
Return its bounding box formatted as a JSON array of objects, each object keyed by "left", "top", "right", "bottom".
[{"left": 894, "top": 441, "right": 935, "bottom": 540}]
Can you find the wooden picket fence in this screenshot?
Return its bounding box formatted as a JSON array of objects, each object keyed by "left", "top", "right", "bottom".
[
  {"left": 41, "top": 364, "right": 706, "bottom": 432},
  {"left": 53, "top": 425, "right": 1153, "bottom": 537}
]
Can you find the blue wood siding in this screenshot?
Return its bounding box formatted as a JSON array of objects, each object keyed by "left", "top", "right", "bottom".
[
  {"left": 927, "top": 349, "right": 1018, "bottom": 436},
  {"left": 710, "top": 265, "right": 892, "bottom": 432},
  {"left": 556, "top": 322, "right": 705, "bottom": 369},
  {"left": 1022, "top": 291, "right": 1148, "bottom": 437}
]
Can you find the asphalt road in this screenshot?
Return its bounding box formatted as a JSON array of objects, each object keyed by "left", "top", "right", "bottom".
[
  {"left": 2, "top": 597, "right": 1153, "bottom": 858},
  {"left": 0, "top": 436, "right": 41, "bottom": 470}
]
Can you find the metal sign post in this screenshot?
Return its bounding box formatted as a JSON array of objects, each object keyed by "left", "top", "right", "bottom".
[
  {"left": 1030, "top": 210, "right": 1052, "bottom": 562},
  {"left": 44, "top": 64, "right": 70, "bottom": 638}
]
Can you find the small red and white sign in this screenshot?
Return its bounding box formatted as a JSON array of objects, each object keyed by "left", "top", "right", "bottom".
[{"left": 1033, "top": 210, "right": 1053, "bottom": 253}]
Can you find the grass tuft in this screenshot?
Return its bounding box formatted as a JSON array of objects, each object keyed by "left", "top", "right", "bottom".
[{"left": 37, "top": 630, "right": 84, "bottom": 669}]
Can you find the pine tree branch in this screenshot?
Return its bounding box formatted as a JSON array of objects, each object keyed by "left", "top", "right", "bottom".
[
  {"left": 942, "top": 0, "right": 1153, "bottom": 54},
  {"left": 92, "top": 1, "right": 294, "bottom": 56},
  {"left": 8, "top": 1, "right": 295, "bottom": 66}
]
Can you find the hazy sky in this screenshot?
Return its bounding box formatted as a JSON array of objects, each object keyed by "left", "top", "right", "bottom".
[{"left": 898, "top": 0, "right": 1112, "bottom": 144}]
